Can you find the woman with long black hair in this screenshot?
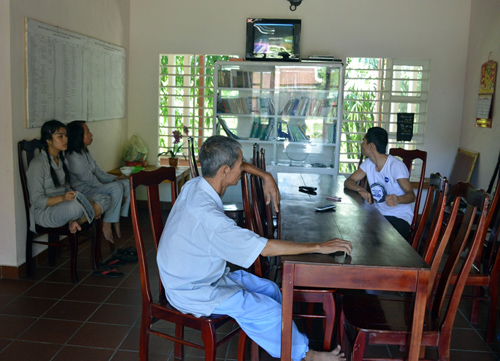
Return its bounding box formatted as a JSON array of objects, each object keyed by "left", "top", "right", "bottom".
[
  {"left": 26, "top": 120, "right": 110, "bottom": 233},
  {"left": 66, "top": 120, "right": 130, "bottom": 243}
]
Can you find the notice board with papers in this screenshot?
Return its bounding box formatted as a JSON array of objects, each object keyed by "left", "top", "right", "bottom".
[{"left": 24, "top": 18, "right": 126, "bottom": 128}]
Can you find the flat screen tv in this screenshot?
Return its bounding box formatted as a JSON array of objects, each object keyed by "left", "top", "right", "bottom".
[{"left": 246, "top": 18, "right": 301, "bottom": 61}]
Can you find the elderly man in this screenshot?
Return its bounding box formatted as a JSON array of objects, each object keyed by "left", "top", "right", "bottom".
[{"left": 157, "top": 135, "right": 352, "bottom": 361}]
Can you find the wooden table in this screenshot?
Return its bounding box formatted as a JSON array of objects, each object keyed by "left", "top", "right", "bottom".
[
  {"left": 109, "top": 165, "right": 191, "bottom": 193},
  {"left": 278, "top": 173, "right": 430, "bottom": 361}
]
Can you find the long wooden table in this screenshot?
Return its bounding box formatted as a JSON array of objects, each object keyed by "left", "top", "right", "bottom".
[{"left": 278, "top": 173, "right": 430, "bottom": 361}]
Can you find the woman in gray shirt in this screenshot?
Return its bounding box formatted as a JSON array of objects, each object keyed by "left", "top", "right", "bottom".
[
  {"left": 66, "top": 121, "right": 130, "bottom": 243},
  {"left": 26, "top": 120, "right": 110, "bottom": 233}
]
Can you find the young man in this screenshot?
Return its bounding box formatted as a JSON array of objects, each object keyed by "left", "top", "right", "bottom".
[
  {"left": 344, "top": 127, "right": 415, "bottom": 239},
  {"left": 157, "top": 135, "right": 352, "bottom": 361}
]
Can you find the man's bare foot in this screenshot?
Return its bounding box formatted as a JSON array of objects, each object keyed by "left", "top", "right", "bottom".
[
  {"left": 303, "top": 345, "right": 345, "bottom": 361},
  {"left": 103, "top": 222, "right": 114, "bottom": 243},
  {"left": 69, "top": 220, "right": 82, "bottom": 234},
  {"left": 113, "top": 222, "right": 121, "bottom": 238}
]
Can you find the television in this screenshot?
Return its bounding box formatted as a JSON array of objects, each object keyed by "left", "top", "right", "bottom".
[{"left": 246, "top": 18, "right": 301, "bottom": 61}]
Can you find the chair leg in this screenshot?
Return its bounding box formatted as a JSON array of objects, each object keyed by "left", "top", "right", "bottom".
[
  {"left": 237, "top": 329, "right": 247, "bottom": 361},
  {"left": 174, "top": 324, "right": 184, "bottom": 359},
  {"left": 48, "top": 235, "right": 58, "bottom": 266},
  {"left": 485, "top": 283, "right": 498, "bottom": 343},
  {"left": 322, "top": 294, "right": 335, "bottom": 351},
  {"left": 352, "top": 331, "right": 367, "bottom": 361},
  {"left": 470, "top": 286, "right": 482, "bottom": 324},
  {"left": 139, "top": 319, "right": 150, "bottom": 361},
  {"left": 201, "top": 324, "right": 218, "bottom": 361},
  {"left": 92, "top": 220, "right": 102, "bottom": 268},
  {"left": 25, "top": 233, "right": 34, "bottom": 278},
  {"left": 69, "top": 234, "right": 79, "bottom": 283}
]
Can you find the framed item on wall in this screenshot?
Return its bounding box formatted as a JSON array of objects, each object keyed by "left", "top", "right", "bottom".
[
  {"left": 475, "top": 59, "right": 497, "bottom": 128},
  {"left": 25, "top": 18, "right": 126, "bottom": 128}
]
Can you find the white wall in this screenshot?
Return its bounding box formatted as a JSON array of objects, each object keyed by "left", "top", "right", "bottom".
[
  {"left": 460, "top": 0, "right": 500, "bottom": 190},
  {"left": 2, "top": 0, "right": 130, "bottom": 267},
  {"left": 128, "top": 0, "right": 471, "bottom": 180},
  {"left": 0, "top": 0, "right": 16, "bottom": 268}
]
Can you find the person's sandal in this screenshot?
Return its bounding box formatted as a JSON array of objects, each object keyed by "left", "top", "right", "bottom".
[{"left": 92, "top": 267, "right": 123, "bottom": 278}]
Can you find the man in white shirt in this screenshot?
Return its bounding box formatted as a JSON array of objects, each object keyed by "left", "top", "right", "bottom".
[
  {"left": 344, "top": 127, "right": 415, "bottom": 239},
  {"left": 157, "top": 135, "right": 352, "bottom": 361}
]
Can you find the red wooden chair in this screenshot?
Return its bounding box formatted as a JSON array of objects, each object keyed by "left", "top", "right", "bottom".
[
  {"left": 340, "top": 182, "right": 489, "bottom": 361},
  {"left": 129, "top": 167, "right": 247, "bottom": 361},
  {"left": 389, "top": 148, "right": 427, "bottom": 241},
  {"left": 18, "top": 139, "right": 103, "bottom": 283},
  {"left": 458, "top": 169, "right": 500, "bottom": 343},
  {"left": 241, "top": 167, "right": 336, "bottom": 351}
]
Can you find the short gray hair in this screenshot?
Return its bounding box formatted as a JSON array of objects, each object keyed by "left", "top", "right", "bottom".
[{"left": 199, "top": 136, "right": 241, "bottom": 178}]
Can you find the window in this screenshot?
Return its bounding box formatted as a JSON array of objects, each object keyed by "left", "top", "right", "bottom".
[
  {"left": 340, "top": 58, "right": 430, "bottom": 174},
  {"left": 158, "top": 54, "right": 239, "bottom": 158}
]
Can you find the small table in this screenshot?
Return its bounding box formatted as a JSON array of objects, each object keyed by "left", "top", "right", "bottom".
[
  {"left": 109, "top": 165, "right": 191, "bottom": 193},
  {"left": 278, "top": 173, "right": 430, "bottom": 361}
]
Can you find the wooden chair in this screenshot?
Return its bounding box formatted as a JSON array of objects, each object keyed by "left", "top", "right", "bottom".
[
  {"left": 340, "top": 182, "right": 489, "bottom": 361},
  {"left": 389, "top": 148, "right": 427, "bottom": 240},
  {"left": 458, "top": 168, "right": 500, "bottom": 343},
  {"left": 129, "top": 167, "right": 246, "bottom": 361},
  {"left": 18, "top": 139, "right": 102, "bottom": 283},
  {"left": 448, "top": 147, "right": 479, "bottom": 186},
  {"left": 188, "top": 136, "right": 245, "bottom": 226},
  {"left": 187, "top": 136, "right": 200, "bottom": 179},
  {"left": 410, "top": 173, "right": 445, "bottom": 254},
  {"left": 241, "top": 170, "right": 336, "bottom": 351}
]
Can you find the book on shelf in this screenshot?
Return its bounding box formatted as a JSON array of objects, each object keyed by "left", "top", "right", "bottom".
[
  {"left": 277, "top": 121, "right": 291, "bottom": 140},
  {"left": 249, "top": 117, "right": 261, "bottom": 139},
  {"left": 297, "top": 123, "right": 310, "bottom": 140},
  {"left": 217, "top": 116, "right": 243, "bottom": 140},
  {"left": 289, "top": 124, "right": 308, "bottom": 141}
]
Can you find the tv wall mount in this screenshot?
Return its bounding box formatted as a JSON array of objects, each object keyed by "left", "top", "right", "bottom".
[{"left": 287, "top": 0, "right": 302, "bottom": 11}]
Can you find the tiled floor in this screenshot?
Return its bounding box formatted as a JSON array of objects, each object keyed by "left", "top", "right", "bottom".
[{"left": 0, "top": 209, "right": 499, "bottom": 360}]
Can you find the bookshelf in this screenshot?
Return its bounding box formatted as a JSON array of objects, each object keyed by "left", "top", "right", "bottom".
[{"left": 214, "top": 61, "right": 344, "bottom": 174}]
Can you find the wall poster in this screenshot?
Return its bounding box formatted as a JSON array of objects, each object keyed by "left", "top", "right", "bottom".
[
  {"left": 475, "top": 60, "right": 497, "bottom": 128},
  {"left": 25, "top": 18, "right": 126, "bottom": 128}
]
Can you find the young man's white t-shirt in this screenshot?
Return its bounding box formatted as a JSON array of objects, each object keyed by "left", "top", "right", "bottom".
[{"left": 360, "top": 155, "right": 414, "bottom": 225}]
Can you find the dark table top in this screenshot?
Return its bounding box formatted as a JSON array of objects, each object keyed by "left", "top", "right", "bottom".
[{"left": 278, "top": 173, "right": 428, "bottom": 270}]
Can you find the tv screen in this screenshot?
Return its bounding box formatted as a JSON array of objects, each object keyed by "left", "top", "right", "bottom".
[{"left": 246, "top": 18, "right": 301, "bottom": 61}]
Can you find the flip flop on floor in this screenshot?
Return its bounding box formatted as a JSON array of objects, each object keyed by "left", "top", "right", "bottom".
[
  {"left": 113, "top": 251, "right": 138, "bottom": 263},
  {"left": 100, "top": 258, "right": 127, "bottom": 267},
  {"left": 117, "top": 246, "right": 137, "bottom": 256},
  {"left": 92, "top": 267, "right": 124, "bottom": 278}
]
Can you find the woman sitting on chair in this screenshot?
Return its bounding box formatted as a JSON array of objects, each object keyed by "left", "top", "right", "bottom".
[
  {"left": 26, "top": 120, "right": 110, "bottom": 234},
  {"left": 66, "top": 120, "right": 130, "bottom": 243}
]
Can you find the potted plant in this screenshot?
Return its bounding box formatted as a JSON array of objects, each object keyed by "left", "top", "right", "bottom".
[{"left": 158, "top": 126, "right": 189, "bottom": 167}]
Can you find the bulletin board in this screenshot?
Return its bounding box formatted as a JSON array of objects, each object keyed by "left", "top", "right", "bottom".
[{"left": 24, "top": 18, "right": 126, "bottom": 128}]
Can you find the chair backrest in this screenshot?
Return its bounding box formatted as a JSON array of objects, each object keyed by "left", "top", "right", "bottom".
[
  {"left": 478, "top": 169, "right": 500, "bottom": 276},
  {"left": 187, "top": 137, "right": 200, "bottom": 178},
  {"left": 129, "top": 167, "right": 178, "bottom": 301},
  {"left": 432, "top": 182, "right": 489, "bottom": 336},
  {"left": 411, "top": 173, "right": 443, "bottom": 252},
  {"left": 388, "top": 148, "right": 427, "bottom": 236},
  {"left": 448, "top": 148, "right": 479, "bottom": 186},
  {"left": 18, "top": 139, "right": 44, "bottom": 226}
]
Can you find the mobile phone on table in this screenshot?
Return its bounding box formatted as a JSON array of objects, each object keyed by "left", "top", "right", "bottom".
[{"left": 315, "top": 204, "right": 336, "bottom": 212}]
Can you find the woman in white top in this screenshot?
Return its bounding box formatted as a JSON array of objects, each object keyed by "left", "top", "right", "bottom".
[
  {"left": 66, "top": 120, "right": 130, "bottom": 243},
  {"left": 26, "top": 120, "right": 109, "bottom": 233}
]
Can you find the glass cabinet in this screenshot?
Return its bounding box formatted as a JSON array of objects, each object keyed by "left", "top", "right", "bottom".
[{"left": 214, "top": 61, "right": 344, "bottom": 174}]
